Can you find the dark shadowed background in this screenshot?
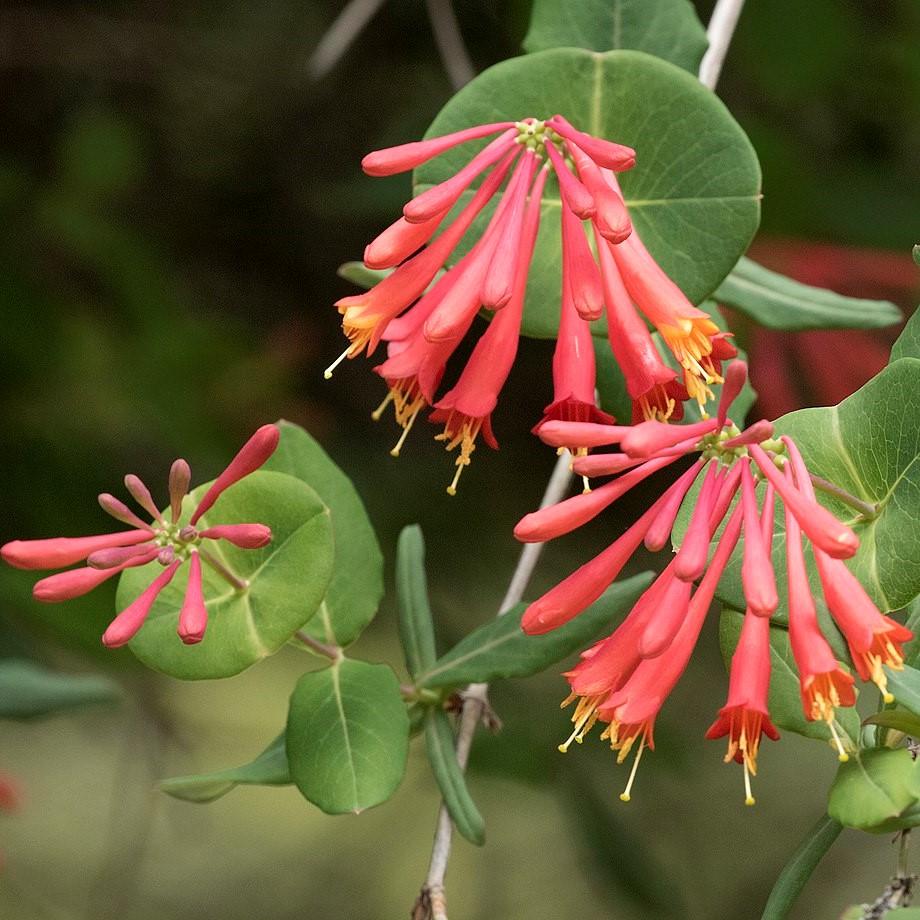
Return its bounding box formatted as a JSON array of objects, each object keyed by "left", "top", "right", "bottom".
[{"left": 1, "top": 2, "right": 919, "bottom": 918}]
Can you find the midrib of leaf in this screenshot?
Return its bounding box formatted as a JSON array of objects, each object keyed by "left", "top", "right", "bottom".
[
  {"left": 417, "top": 627, "right": 518, "bottom": 685},
  {"left": 330, "top": 660, "right": 361, "bottom": 810},
  {"left": 828, "top": 409, "right": 872, "bottom": 502},
  {"left": 611, "top": 0, "right": 623, "bottom": 50}
]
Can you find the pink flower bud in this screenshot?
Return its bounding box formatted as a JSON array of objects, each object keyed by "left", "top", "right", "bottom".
[
  {"left": 199, "top": 524, "right": 272, "bottom": 548},
  {"left": 621, "top": 418, "right": 719, "bottom": 458},
  {"left": 2, "top": 529, "right": 152, "bottom": 571},
  {"left": 190, "top": 424, "right": 281, "bottom": 525},
  {"left": 535, "top": 420, "right": 630, "bottom": 449},
  {"left": 97, "top": 493, "right": 152, "bottom": 530},
  {"left": 87, "top": 541, "right": 157, "bottom": 569},
  {"left": 403, "top": 129, "right": 517, "bottom": 223},
  {"left": 643, "top": 458, "right": 706, "bottom": 551},
  {"left": 547, "top": 115, "right": 636, "bottom": 171},
  {"left": 168, "top": 459, "right": 191, "bottom": 524},
  {"left": 177, "top": 553, "right": 208, "bottom": 644},
  {"left": 673, "top": 463, "right": 721, "bottom": 581},
  {"left": 544, "top": 139, "right": 595, "bottom": 220},
  {"left": 124, "top": 474, "right": 163, "bottom": 523},
  {"left": 740, "top": 461, "right": 778, "bottom": 616},
  {"left": 638, "top": 570, "right": 693, "bottom": 658},
  {"left": 561, "top": 199, "right": 604, "bottom": 320},
  {"left": 364, "top": 213, "right": 444, "bottom": 270},
  {"left": 568, "top": 147, "right": 631, "bottom": 243},
  {"left": 361, "top": 121, "right": 514, "bottom": 177},
  {"left": 102, "top": 560, "right": 181, "bottom": 648},
  {"left": 571, "top": 453, "right": 645, "bottom": 478},
  {"left": 749, "top": 444, "right": 859, "bottom": 559},
  {"left": 721, "top": 419, "right": 774, "bottom": 449}
]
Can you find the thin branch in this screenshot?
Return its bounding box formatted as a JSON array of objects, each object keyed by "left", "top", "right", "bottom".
[
  {"left": 294, "top": 629, "right": 342, "bottom": 661},
  {"left": 198, "top": 547, "right": 249, "bottom": 591},
  {"left": 308, "top": 0, "right": 388, "bottom": 82},
  {"left": 424, "top": 0, "right": 475, "bottom": 90},
  {"left": 698, "top": 0, "right": 747, "bottom": 91},
  {"left": 416, "top": 450, "right": 574, "bottom": 920}
]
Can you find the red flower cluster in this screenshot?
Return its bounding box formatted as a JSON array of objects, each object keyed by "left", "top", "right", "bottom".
[
  {"left": 329, "top": 117, "right": 735, "bottom": 493},
  {"left": 1, "top": 426, "right": 279, "bottom": 648},
  {"left": 516, "top": 362, "right": 910, "bottom": 803}
]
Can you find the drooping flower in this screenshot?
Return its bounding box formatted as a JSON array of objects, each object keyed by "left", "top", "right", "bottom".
[
  {"left": 2, "top": 425, "right": 279, "bottom": 648},
  {"left": 330, "top": 115, "right": 730, "bottom": 491},
  {"left": 518, "top": 359, "right": 911, "bottom": 803}
]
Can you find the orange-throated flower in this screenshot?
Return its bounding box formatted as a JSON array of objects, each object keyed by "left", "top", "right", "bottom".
[
  {"left": 516, "top": 360, "right": 911, "bottom": 804},
  {"left": 328, "top": 117, "right": 732, "bottom": 492},
  {"left": 2, "top": 426, "right": 279, "bottom": 648}
]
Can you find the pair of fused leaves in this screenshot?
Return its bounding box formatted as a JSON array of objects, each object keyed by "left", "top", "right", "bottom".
[
  {"left": 163, "top": 522, "right": 652, "bottom": 827},
  {"left": 116, "top": 421, "right": 384, "bottom": 680}
]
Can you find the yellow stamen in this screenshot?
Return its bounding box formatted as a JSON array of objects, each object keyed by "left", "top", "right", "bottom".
[
  {"left": 619, "top": 736, "right": 646, "bottom": 803},
  {"left": 744, "top": 761, "right": 755, "bottom": 807},
  {"left": 323, "top": 346, "right": 352, "bottom": 380},
  {"left": 435, "top": 413, "right": 484, "bottom": 496},
  {"left": 828, "top": 719, "right": 849, "bottom": 762},
  {"left": 390, "top": 405, "right": 421, "bottom": 457},
  {"left": 371, "top": 391, "right": 395, "bottom": 421},
  {"left": 557, "top": 694, "right": 602, "bottom": 752}
]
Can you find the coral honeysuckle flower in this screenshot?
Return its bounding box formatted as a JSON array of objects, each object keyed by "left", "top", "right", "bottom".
[
  {"left": 1, "top": 425, "right": 279, "bottom": 648},
  {"left": 517, "top": 360, "right": 911, "bottom": 802},
  {"left": 329, "top": 115, "right": 726, "bottom": 491}
]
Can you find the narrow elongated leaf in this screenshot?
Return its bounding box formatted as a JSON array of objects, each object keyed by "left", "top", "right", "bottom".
[
  {"left": 716, "top": 256, "right": 902, "bottom": 331},
  {"left": 336, "top": 261, "right": 390, "bottom": 289},
  {"left": 119, "top": 471, "right": 334, "bottom": 680},
  {"left": 424, "top": 707, "right": 485, "bottom": 845},
  {"left": 395, "top": 525, "right": 438, "bottom": 679},
  {"left": 760, "top": 814, "right": 842, "bottom": 920},
  {"left": 523, "top": 0, "right": 708, "bottom": 74},
  {"left": 416, "top": 573, "right": 652, "bottom": 690},
  {"left": 286, "top": 658, "right": 409, "bottom": 814},
  {"left": 414, "top": 49, "right": 761, "bottom": 339},
  {"left": 159, "top": 733, "right": 289, "bottom": 803},
  {"left": 827, "top": 748, "right": 920, "bottom": 833},
  {"left": 863, "top": 709, "right": 920, "bottom": 738},
  {"left": 0, "top": 659, "right": 121, "bottom": 720},
  {"left": 264, "top": 421, "right": 383, "bottom": 647},
  {"left": 719, "top": 609, "right": 860, "bottom": 747}
]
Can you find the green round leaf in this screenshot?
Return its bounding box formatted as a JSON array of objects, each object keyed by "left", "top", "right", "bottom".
[
  {"left": 118, "top": 470, "right": 334, "bottom": 680},
  {"left": 414, "top": 48, "right": 761, "bottom": 339},
  {"left": 286, "top": 659, "right": 410, "bottom": 814},
  {"left": 523, "top": 0, "right": 708, "bottom": 73},
  {"left": 827, "top": 748, "right": 920, "bottom": 833},
  {"left": 264, "top": 420, "right": 383, "bottom": 648}
]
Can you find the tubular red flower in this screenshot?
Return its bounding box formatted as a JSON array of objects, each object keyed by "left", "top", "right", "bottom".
[
  {"left": 621, "top": 417, "right": 720, "bottom": 458},
  {"left": 190, "top": 424, "right": 280, "bottom": 525},
  {"left": 672, "top": 462, "right": 722, "bottom": 581},
  {"left": 547, "top": 115, "right": 636, "bottom": 171},
  {"left": 643, "top": 458, "right": 707, "bottom": 551},
  {"left": 364, "top": 212, "right": 445, "bottom": 271},
  {"left": 87, "top": 542, "right": 158, "bottom": 569},
  {"left": 560, "top": 198, "right": 604, "bottom": 321},
  {"left": 403, "top": 129, "right": 518, "bottom": 224},
  {"left": 749, "top": 444, "right": 859, "bottom": 559},
  {"left": 198, "top": 524, "right": 273, "bottom": 549},
  {"left": 637, "top": 570, "right": 693, "bottom": 658},
  {"left": 717, "top": 360, "right": 749, "bottom": 426},
  {"left": 535, "top": 420, "right": 630, "bottom": 450},
  {"left": 2, "top": 530, "right": 153, "bottom": 571},
  {"left": 102, "top": 560, "right": 182, "bottom": 648},
  {"left": 740, "top": 460, "right": 778, "bottom": 616},
  {"left": 568, "top": 146, "right": 631, "bottom": 243},
  {"left": 33, "top": 550, "right": 158, "bottom": 602},
  {"left": 544, "top": 138, "right": 595, "bottom": 219},
  {"left": 177, "top": 552, "right": 208, "bottom": 645}
]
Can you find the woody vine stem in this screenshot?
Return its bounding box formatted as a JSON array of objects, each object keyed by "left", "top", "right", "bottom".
[{"left": 414, "top": 2, "right": 748, "bottom": 916}]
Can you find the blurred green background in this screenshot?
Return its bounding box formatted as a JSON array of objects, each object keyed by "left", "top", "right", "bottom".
[{"left": 1, "top": 1, "right": 919, "bottom": 918}]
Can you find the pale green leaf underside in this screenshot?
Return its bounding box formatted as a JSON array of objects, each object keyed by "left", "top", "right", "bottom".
[
  {"left": 0, "top": 659, "right": 121, "bottom": 720},
  {"left": 118, "top": 470, "right": 334, "bottom": 680}
]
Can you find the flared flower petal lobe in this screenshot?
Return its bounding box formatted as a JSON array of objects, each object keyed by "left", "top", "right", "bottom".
[
  {"left": 361, "top": 121, "right": 513, "bottom": 176},
  {"left": 102, "top": 561, "right": 181, "bottom": 648},
  {"left": 403, "top": 129, "right": 517, "bottom": 223},
  {"left": 190, "top": 424, "right": 280, "bottom": 525},
  {"left": 749, "top": 444, "right": 859, "bottom": 559},
  {"left": 547, "top": 115, "right": 636, "bottom": 171},
  {"left": 740, "top": 461, "right": 779, "bottom": 617},
  {"left": 177, "top": 553, "right": 208, "bottom": 644},
  {"left": 168, "top": 459, "right": 191, "bottom": 524},
  {"left": 199, "top": 524, "right": 272, "bottom": 549},
  {"left": 2, "top": 529, "right": 153, "bottom": 571}
]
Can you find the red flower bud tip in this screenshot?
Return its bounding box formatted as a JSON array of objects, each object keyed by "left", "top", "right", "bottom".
[
  {"left": 168, "top": 459, "right": 191, "bottom": 524},
  {"left": 561, "top": 199, "right": 604, "bottom": 321},
  {"left": 536, "top": 420, "right": 631, "bottom": 450},
  {"left": 190, "top": 424, "right": 280, "bottom": 525},
  {"left": 364, "top": 212, "right": 444, "bottom": 271},
  {"left": 568, "top": 146, "right": 631, "bottom": 243},
  {"left": 673, "top": 463, "right": 722, "bottom": 581},
  {"left": 32, "top": 551, "right": 157, "bottom": 603},
  {"left": 124, "top": 474, "right": 163, "bottom": 524},
  {"left": 199, "top": 524, "right": 272, "bottom": 549},
  {"left": 547, "top": 115, "right": 636, "bottom": 172},
  {"left": 330, "top": 151, "right": 517, "bottom": 370},
  {"left": 361, "top": 121, "right": 514, "bottom": 177},
  {"left": 705, "top": 610, "right": 779, "bottom": 804},
  {"left": 621, "top": 417, "right": 719, "bottom": 458},
  {"left": 481, "top": 151, "right": 539, "bottom": 310},
  {"left": 177, "top": 552, "right": 208, "bottom": 644},
  {"left": 544, "top": 138, "right": 595, "bottom": 220},
  {"left": 749, "top": 444, "right": 859, "bottom": 559},
  {"left": 643, "top": 458, "right": 707, "bottom": 551},
  {"left": 87, "top": 541, "right": 158, "bottom": 569},
  {"left": 572, "top": 452, "right": 645, "bottom": 478},
  {"left": 717, "top": 360, "right": 748, "bottom": 425},
  {"left": 784, "top": 468, "right": 855, "bottom": 755},
  {"left": 740, "top": 461, "right": 778, "bottom": 617},
  {"left": 514, "top": 452, "right": 680, "bottom": 544},
  {"left": 102, "top": 560, "right": 181, "bottom": 648},
  {"left": 637, "top": 570, "right": 693, "bottom": 658},
  {"left": 97, "top": 493, "right": 152, "bottom": 530},
  {"left": 721, "top": 419, "right": 774, "bottom": 449},
  {"left": 2, "top": 529, "right": 152, "bottom": 571},
  {"left": 403, "top": 129, "right": 517, "bottom": 224}
]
